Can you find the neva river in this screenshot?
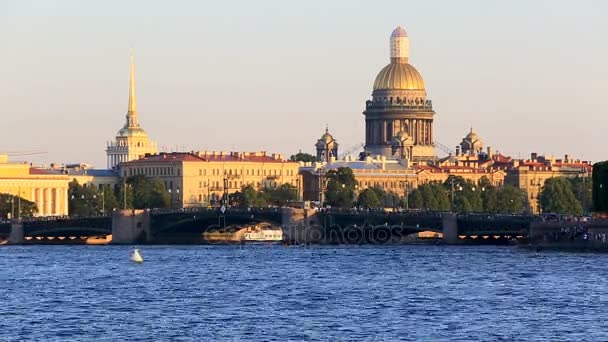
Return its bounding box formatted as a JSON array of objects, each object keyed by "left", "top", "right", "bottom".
[{"left": 2, "top": 245, "right": 608, "bottom": 341}]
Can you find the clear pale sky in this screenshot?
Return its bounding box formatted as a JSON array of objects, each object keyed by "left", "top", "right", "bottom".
[{"left": 1, "top": 0, "right": 606, "bottom": 167}]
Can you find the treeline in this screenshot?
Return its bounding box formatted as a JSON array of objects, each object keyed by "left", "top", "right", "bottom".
[
  {"left": 407, "top": 176, "right": 528, "bottom": 214},
  {"left": 68, "top": 175, "right": 171, "bottom": 216},
  {"left": 593, "top": 161, "right": 608, "bottom": 212},
  {"left": 229, "top": 184, "right": 297, "bottom": 208}
]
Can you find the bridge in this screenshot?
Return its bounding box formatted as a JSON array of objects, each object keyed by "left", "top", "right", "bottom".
[{"left": 0, "top": 208, "right": 537, "bottom": 245}]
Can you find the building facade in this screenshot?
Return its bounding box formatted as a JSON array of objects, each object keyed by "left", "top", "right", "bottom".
[
  {"left": 363, "top": 26, "right": 435, "bottom": 161},
  {"left": 106, "top": 50, "right": 157, "bottom": 169},
  {"left": 119, "top": 151, "right": 301, "bottom": 208},
  {"left": 503, "top": 154, "right": 592, "bottom": 214},
  {"left": 0, "top": 155, "right": 119, "bottom": 217}
]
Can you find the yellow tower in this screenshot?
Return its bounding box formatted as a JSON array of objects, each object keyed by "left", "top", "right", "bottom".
[{"left": 106, "top": 50, "right": 157, "bottom": 169}]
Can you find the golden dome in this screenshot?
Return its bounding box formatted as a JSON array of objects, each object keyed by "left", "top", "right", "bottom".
[{"left": 373, "top": 63, "right": 425, "bottom": 90}]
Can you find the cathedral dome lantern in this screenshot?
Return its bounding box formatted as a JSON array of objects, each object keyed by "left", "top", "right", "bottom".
[
  {"left": 363, "top": 26, "right": 435, "bottom": 161},
  {"left": 460, "top": 128, "right": 484, "bottom": 156},
  {"left": 315, "top": 127, "right": 339, "bottom": 163}
]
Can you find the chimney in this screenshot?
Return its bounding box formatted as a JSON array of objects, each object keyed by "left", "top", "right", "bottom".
[
  {"left": 487, "top": 146, "right": 493, "bottom": 158},
  {"left": 564, "top": 154, "right": 570, "bottom": 163},
  {"left": 531, "top": 152, "right": 537, "bottom": 161}
]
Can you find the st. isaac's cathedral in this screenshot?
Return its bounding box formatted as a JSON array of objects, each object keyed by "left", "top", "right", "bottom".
[
  {"left": 364, "top": 26, "right": 435, "bottom": 162},
  {"left": 316, "top": 26, "right": 436, "bottom": 164}
]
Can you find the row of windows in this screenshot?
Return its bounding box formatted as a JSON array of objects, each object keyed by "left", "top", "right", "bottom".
[
  {"left": 124, "top": 167, "right": 296, "bottom": 178},
  {"left": 198, "top": 168, "right": 296, "bottom": 177},
  {"left": 126, "top": 167, "right": 181, "bottom": 177},
  {"left": 200, "top": 180, "right": 288, "bottom": 189}
]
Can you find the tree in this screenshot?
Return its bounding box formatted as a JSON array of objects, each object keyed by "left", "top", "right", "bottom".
[
  {"left": 69, "top": 180, "right": 102, "bottom": 216},
  {"left": 444, "top": 176, "right": 483, "bottom": 213},
  {"left": 409, "top": 188, "right": 425, "bottom": 209},
  {"left": 569, "top": 176, "right": 592, "bottom": 214},
  {"left": 408, "top": 182, "right": 449, "bottom": 211},
  {"left": 125, "top": 175, "right": 171, "bottom": 209},
  {"left": 0, "top": 193, "right": 37, "bottom": 219},
  {"left": 540, "top": 177, "right": 583, "bottom": 215},
  {"left": 593, "top": 161, "right": 608, "bottom": 212},
  {"left": 99, "top": 185, "right": 119, "bottom": 214},
  {"left": 266, "top": 183, "right": 297, "bottom": 206},
  {"left": 495, "top": 185, "right": 527, "bottom": 214},
  {"left": 289, "top": 152, "right": 317, "bottom": 163},
  {"left": 324, "top": 167, "right": 356, "bottom": 208},
  {"left": 232, "top": 185, "right": 268, "bottom": 208},
  {"left": 357, "top": 188, "right": 381, "bottom": 208}
]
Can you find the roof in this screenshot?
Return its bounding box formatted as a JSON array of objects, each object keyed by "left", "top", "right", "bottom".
[
  {"left": 123, "top": 152, "right": 296, "bottom": 165},
  {"left": 29, "top": 168, "right": 119, "bottom": 177}
]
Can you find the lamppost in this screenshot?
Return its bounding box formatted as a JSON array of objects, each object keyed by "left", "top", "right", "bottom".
[
  {"left": 450, "top": 178, "right": 462, "bottom": 211},
  {"left": 580, "top": 168, "right": 588, "bottom": 214},
  {"left": 168, "top": 188, "right": 181, "bottom": 209},
  {"left": 399, "top": 181, "right": 410, "bottom": 211}
]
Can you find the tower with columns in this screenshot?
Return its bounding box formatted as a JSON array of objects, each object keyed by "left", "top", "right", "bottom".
[
  {"left": 106, "top": 50, "right": 157, "bottom": 169},
  {"left": 315, "top": 127, "right": 339, "bottom": 162},
  {"left": 363, "top": 26, "right": 435, "bottom": 162}
]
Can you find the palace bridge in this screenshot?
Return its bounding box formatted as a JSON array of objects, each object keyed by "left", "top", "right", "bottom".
[{"left": 0, "top": 208, "right": 539, "bottom": 245}]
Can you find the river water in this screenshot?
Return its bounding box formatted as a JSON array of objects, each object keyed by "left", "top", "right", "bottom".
[{"left": 1, "top": 245, "right": 608, "bottom": 341}]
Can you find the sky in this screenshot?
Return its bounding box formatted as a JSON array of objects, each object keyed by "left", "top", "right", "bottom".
[{"left": 1, "top": 0, "right": 607, "bottom": 167}]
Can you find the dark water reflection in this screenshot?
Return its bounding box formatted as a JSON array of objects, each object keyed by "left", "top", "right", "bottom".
[{"left": 2, "top": 245, "right": 608, "bottom": 341}]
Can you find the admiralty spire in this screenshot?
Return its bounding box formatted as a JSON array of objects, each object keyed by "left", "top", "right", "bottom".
[
  {"left": 363, "top": 26, "right": 435, "bottom": 162},
  {"left": 106, "top": 50, "right": 157, "bottom": 169}
]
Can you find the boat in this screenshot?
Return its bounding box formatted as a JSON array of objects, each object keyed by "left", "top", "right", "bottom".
[
  {"left": 131, "top": 248, "right": 144, "bottom": 263},
  {"left": 242, "top": 223, "right": 283, "bottom": 244}
]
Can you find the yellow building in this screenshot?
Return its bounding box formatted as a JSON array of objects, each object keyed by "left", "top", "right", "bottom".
[
  {"left": 300, "top": 156, "right": 505, "bottom": 204},
  {"left": 504, "top": 154, "right": 592, "bottom": 214},
  {"left": 119, "top": 151, "right": 300, "bottom": 208},
  {"left": 106, "top": 50, "right": 157, "bottom": 169},
  {"left": 0, "top": 155, "right": 120, "bottom": 217}
]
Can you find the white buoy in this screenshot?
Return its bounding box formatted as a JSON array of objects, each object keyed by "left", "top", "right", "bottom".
[{"left": 131, "top": 248, "right": 144, "bottom": 263}]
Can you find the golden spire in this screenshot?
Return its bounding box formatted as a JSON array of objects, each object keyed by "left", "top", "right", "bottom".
[{"left": 128, "top": 48, "right": 137, "bottom": 114}]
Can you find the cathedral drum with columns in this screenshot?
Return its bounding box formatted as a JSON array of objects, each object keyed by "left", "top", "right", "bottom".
[{"left": 364, "top": 26, "right": 435, "bottom": 162}]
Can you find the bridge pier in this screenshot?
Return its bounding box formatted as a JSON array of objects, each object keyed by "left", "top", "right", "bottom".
[
  {"left": 111, "top": 210, "right": 151, "bottom": 244},
  {"left": 281, "top": 208, "right": 317, "bottom": 244},
  {"left": 8, "top": 220, "right": 24, "bottom": 244},
  {"left": 442, "top": 213, "right": 459, "bottom": 244}
]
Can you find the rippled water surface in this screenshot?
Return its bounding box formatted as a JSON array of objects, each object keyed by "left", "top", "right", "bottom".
[{"left": 2, "top": 245, "right": 608, "bottom": 341}]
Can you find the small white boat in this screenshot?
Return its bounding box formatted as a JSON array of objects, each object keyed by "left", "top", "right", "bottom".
[{"left": 131, "top": 248, "right": 144, "bottom": 263}]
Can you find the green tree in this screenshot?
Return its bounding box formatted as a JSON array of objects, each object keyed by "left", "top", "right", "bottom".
[
  {"left": 126, "top": 175, "right": 171, "bottom": 209},
  {"left": 289, "top": 152, "right": 317, "bottom": 163},
  {"left": 324, "top": 167, "right": 356, "bottom": 208},
  {"left": 99, "top": 185, "right": 119, "bottom": 215},
  {"left": 593, "top": 161, "right": 608, "bottom": 212},
  {"left": 540, "top": 177, "right": 583, "bottom": 215},
  {"left": 118, "top": 180, "right": 134, "bottom": 209},
  {"left": 409, "top": 188, "right": 425, "bottom": 209},
  {"left": 408, "top": 182, "right": 449, "bottom": 211},
  {"left": 69, "top": 180, "right": 102, "bottom": 216},
  {"left": 495, "top": 185, "right": 526, "bottom": 214},
  {"left": 232, "top": 185, "right": 268, "bottom": 208},
  {"left": 0, "top": 193, "right": 37, "bottom": 219},
  {"left": 445, "top": 176, "right": 483, "bottom": 213},
  {"left": 266, "top": 183, "right": 297, "bottom": 206},
  {"left": 569, "top": 176, "right": 592, "bottom": 214},
  {"left": 357, "top": 188, "right": 381, "bottom": 208}
]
